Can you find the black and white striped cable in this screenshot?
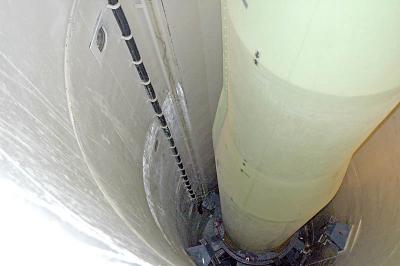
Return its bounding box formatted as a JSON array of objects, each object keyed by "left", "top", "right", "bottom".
[{"left": 107, "top": 0, "right": 196, "bottom": 199}]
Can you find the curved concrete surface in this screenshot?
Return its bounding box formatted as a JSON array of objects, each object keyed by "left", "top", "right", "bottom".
[
  {"left": 0, "top": 0, "right": 220, "bottom": 265},
  {"left": 213, "top": 0, "right": 400, "bottom": 251},
  {"left": 326, "top": 104, "right": 400, "bottom": 266}
]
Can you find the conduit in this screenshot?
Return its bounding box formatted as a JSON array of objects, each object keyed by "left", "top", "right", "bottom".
[
  {"left": 107, "top": 0, "right": 196, "bottom": 199},
  {"left": 213, "top": 0, "right": 400, "bottom": 252}
]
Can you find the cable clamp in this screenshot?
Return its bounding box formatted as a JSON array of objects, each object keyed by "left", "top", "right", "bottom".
[
  {"left": 160, "top": 125, "right": 168, "bottom": 129},
  {"left": 176, "top": 158, "right": 182, "bottom": 164},
  {"left": 169, "top": 145, "right": 176, "bottom": 149},
  {"left": 141, "top": 79, "right": 151, "bottom": 86},
  {"left": 154, "top": 112, "right": 164, "bottom": 118},
  {"left": 106, "top": 2, "right": 121, "bottom": 9},
  {"left": 121, "top": 34, "right": 133, "bottom": 41},
  {"left": 148, "top": 96, "right": 158, "bottom": 103},
  {"left": 131, "top": 58, "right": 143, "bottom": 66},
  {"left": 172, "top": 153, "right": 180, "bottom": 157}
]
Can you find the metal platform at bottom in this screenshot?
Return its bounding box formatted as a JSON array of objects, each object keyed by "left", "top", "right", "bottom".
[{"left": 187, "top": 192, "right": 351, "bottom": 266}]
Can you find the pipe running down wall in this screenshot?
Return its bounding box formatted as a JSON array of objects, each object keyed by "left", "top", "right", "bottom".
[
  {"left": 107, "top": 0, "right": 197, "bottom": 200},
  {"left": 213, "top": 0, "right": 400, "bottom": 252}
]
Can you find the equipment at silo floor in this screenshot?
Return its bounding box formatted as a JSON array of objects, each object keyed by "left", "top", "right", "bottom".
[
  {"left": 212, "top": 0, "right": 400, "bottom": 255},
  {"left": 187, "top": 191, "right": 351, "bottom": 265}
]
